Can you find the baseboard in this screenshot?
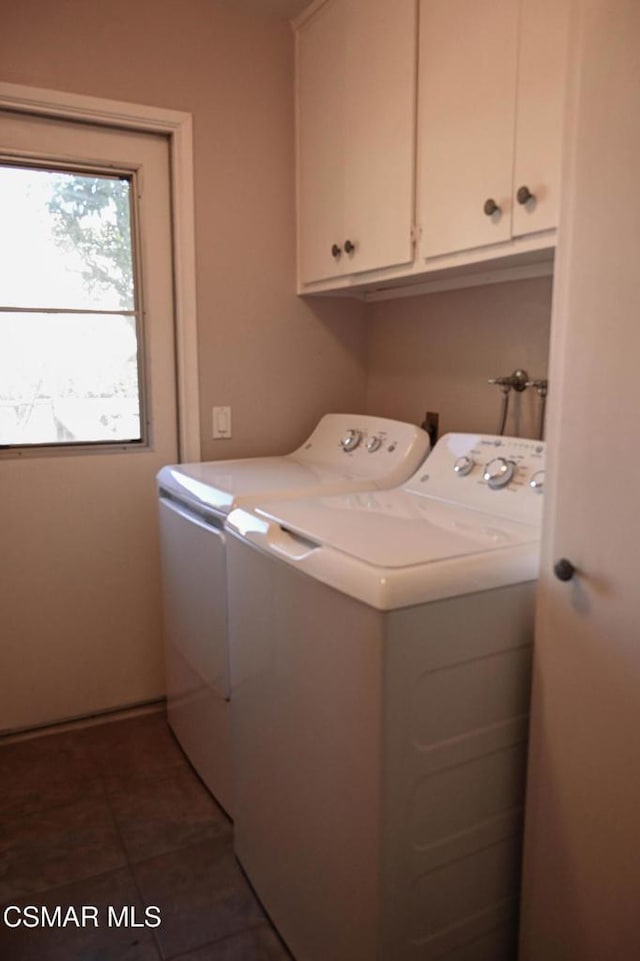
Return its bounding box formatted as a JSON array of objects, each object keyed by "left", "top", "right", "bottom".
[{"left": 0, "top": 697, "right": 167, "bottom": 744}]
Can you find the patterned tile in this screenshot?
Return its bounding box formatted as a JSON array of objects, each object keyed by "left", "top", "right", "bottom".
[
  {"left": 172, "top": 924, "right": 293, "bottom": 960},
  {"left": 0, "top": 867, "right": 160, "bottom": 961},
  {"left": 78, "top": 712, "right": 189, "bottom": 781},
  {"left": 106, "top": 766, "right": 231, "bottom": 863},
  {"left": 0, "top": 795, "right": 126, "bottom": 901},
  {"left": 0, "top": 729, "right": 102, "bottom": 820},
  {"left": 132, "top": 836, "right": 265, "bottom": 959},
  {"left": 0, "top": 713, "right": 293, "bottom": 960}
]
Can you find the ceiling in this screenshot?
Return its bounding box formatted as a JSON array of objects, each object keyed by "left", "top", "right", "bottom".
[{"left": 216, "top": 0, "right": 315, "bottom": 21}]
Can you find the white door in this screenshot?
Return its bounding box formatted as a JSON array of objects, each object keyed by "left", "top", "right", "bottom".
[
  {"left": 520, "top": 2, "right": 640, "bottom": 957},
  {"left": 0, "top": 112, "right": 178, "bottom": 732}
]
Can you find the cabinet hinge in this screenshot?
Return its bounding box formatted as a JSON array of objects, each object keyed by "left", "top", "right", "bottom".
[{"left": 411, "top": 224, "right": 422, "bottom": 245}]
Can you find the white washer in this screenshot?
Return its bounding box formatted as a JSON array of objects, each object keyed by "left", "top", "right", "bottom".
[
  {"left": 156, "top": 414, "right": 428, "bottom": 815},
  {"left": 226, "top": 433, "right": 545, "bottom": 961}
]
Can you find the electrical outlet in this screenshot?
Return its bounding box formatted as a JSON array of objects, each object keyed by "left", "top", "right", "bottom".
[
  {"left": 212, "top": 406, "right": 231, "bottom": 439},
  {"left": 422, "top": 411, "right": 439, "bottom": 447}
]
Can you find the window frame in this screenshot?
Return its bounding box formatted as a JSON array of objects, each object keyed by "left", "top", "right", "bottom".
[
  {"left": 0, "top": 82, "right": 200, "bottom": 463},
  {"left": 0, "top": 154, "right": 151, "bottom": 457}
]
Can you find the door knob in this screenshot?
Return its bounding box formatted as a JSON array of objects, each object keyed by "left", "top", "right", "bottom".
[
  {"left": 554, "top": 558, "right": 576, "bottom": 582},
  {"left": 517, "top": 185, "right": 535, "bottom": 205},
  {"left": 331, "top": 243, "right": 341, "bottom": 258},
  {"left": 483, "top": 198, "right": 501, "bottom": 217},
  {"left": 344, "top": 239, "right": 355, "bottom": 254}
]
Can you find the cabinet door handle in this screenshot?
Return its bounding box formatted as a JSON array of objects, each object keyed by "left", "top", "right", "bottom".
[
  {"left": 483, "top": 198, "right": 501, "bottom": 217},
  {"left": 554, "top": 558, "right": 576, "bottom": 582},
  {"left": 517, "top": 185, "right": 535, "bottom": 205},
  {"left": 331, "top": 243, "right": 341, "bottom": 258},
  {"left": 344, "top": 239, "right": 355, "bottom": 254}
]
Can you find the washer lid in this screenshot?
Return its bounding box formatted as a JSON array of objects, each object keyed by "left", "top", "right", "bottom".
[
  {"left": 255, "top": 489, "right": 539, "bottom": 569},
  {"left": 228, "top": 494, "right": 541, "bottom": 610}
]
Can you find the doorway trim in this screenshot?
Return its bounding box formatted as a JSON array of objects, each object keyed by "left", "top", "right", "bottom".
[{"left": 0, "top": 81, "right": 200, "bottom": 461}]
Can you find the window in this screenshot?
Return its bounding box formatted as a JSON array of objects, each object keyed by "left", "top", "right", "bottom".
[{"left": 0, "top": 161, "right": 146, "bottom": 451}]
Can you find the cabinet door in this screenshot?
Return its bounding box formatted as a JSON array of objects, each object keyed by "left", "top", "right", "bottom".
[
  {"left": 418, "top": 0, "right": 518, "bottom": 258},
  {"left": 511, "top": 0, "right": 570, "bottom": 238},
  {"left": 342, "top": 0, "right": 417, "bottom": 276},
  {"left": 297, "top": 0, "right": 346, "bottom": 284}
]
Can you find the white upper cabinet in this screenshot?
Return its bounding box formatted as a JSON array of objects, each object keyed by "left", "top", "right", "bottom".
[
  {"left": 294, "top": 0, "right": 569, "bottom": 296},
  {"left": 418, "top": 0, "right": 570, "bottom": 261},
  {"left": 296, "top": 0, "right": 417, "bottom": 287}
]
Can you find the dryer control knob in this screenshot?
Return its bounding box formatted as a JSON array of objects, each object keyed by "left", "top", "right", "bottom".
[
  {"left": 453, "top": 455, "right": 475, "bottom": 476},
  {"left": 483, "top": 457, "right": 516, "bottom": 489},
  {"left": 366, "top": 435, "right": 383, "bottom": 452},
  {"left": 529, "top": 469, "right": 545, "bottom": 493},
  {"left": 341, "top": 429, "right": 362, "bottom": 452}
]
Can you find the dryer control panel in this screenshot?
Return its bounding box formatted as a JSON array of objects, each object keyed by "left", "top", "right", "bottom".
[
  {"left": 404, "top": 433, "right": 546, "bottom": 525},
  {"left": 294, "top": 413, "right": 430, "bottom": 488}
]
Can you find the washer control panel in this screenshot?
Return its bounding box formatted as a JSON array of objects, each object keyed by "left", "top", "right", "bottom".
[{"left": 406, "top": 433, "right": 546, "bottom": 525}]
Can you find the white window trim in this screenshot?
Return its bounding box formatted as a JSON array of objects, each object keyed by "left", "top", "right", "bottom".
[{"left": 0, "top": 81, "right": 200, "bottom": 462}]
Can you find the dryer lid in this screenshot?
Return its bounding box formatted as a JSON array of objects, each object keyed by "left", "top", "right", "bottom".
[
  {"left": 156, "top": 413, "right": 429, "bottom": 515},
  {"left": 157, "top": 457, "right": 349, "bottom": 514}
]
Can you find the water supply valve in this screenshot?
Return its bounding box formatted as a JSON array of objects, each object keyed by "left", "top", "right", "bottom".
[{"left": 488, "top": 369, "right": 529, "bottom": 392}]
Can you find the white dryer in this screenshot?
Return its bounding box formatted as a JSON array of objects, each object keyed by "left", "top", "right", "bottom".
[
  {"left": 155, "top": 414, "right": 428, "bottom": 815},
  {"left": 225, "top": 433, "right": 545, "bottom": 961}
]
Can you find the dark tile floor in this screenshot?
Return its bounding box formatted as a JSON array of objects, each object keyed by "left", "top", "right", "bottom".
[{"left": 0, "top": 711, "right": 292, "bottom": 960}]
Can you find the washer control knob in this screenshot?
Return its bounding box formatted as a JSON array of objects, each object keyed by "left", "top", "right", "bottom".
[
  {"left": 341, "top": 429, "right": 362, "bottom": 452},
  {"left": 366, "top": 435, "right": 383, "bottom": 452},
  {"left": 453, "top": 455, "right": 475, "bottom": 476},
  {"left": 529, "top": 469, "right": 545, "bottom": 493},
  {"left": 483, "top": 457, "right": 516, "bottom": 489}
]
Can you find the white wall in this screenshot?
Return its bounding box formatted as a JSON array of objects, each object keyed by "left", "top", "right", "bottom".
[{"left": 366, "top": 277, "right": 554, "bottom": 439}]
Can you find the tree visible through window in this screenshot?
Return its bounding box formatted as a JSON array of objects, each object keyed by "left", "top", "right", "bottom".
[{"left": 0, "top": 162, "right": 144, "bottom": 449}]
